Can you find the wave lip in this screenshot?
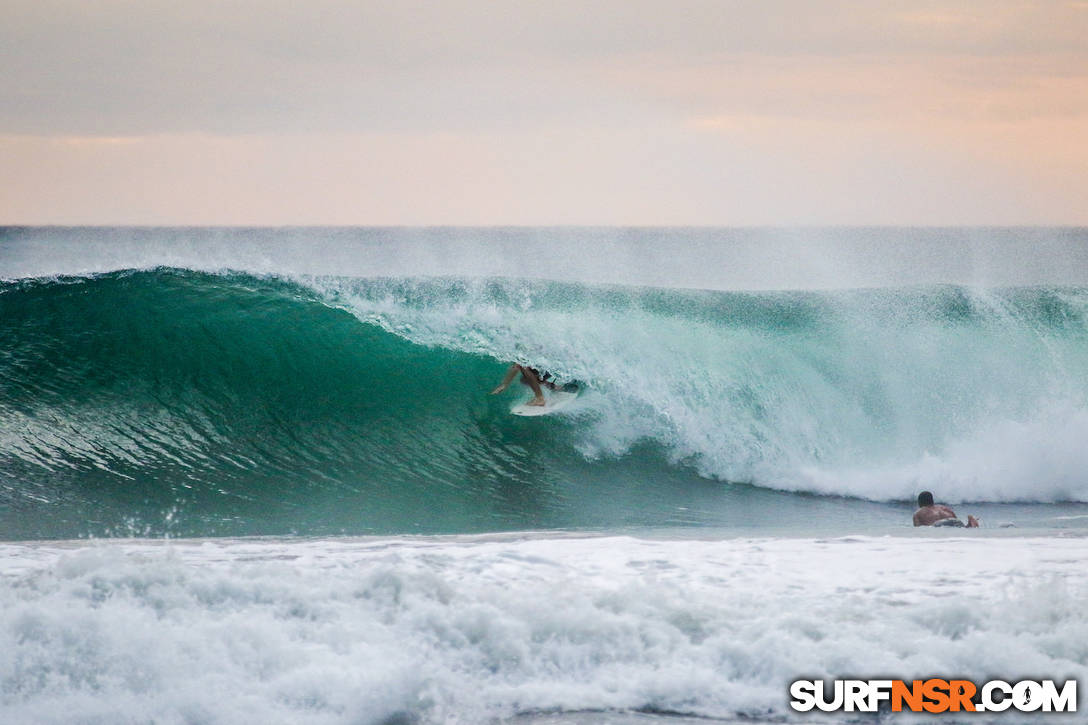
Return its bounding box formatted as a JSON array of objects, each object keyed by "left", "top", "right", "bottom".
[{"left": 310, "top": 274, "right": 1088, "bottom": 504}]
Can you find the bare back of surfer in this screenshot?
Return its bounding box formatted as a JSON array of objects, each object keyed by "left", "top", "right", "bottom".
[
  {"left": 490, "top": 364, "right": 555, "bottom": 406},
  {"left": 913, "top": 491, "right": 979, "bottom": 528}
]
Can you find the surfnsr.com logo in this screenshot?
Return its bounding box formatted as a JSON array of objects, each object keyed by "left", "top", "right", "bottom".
[{"left": 790, "top": 679, "right": 1077, "bottom": 713}]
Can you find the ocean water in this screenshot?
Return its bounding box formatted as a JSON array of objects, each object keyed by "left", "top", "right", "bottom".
[{"left": 1, "top": 226, "right": 1087, "bottom": 723}]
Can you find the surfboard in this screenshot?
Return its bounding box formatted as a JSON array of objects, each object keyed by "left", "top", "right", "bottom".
[{"left": 511, "top": 389, "right": 579, "bottom": 417}]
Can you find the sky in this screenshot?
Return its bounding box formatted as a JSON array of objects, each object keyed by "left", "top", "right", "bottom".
[{"left": 1, "top": 0, "right": 1087, "bottom": 225}]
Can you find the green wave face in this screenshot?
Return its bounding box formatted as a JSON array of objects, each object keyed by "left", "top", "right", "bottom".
[
  {"left": 1, "top": 270, "right": 567, "bottom": 538},
  {"left": 3, "top": 269, "right": 1088, "bottom": 539}
]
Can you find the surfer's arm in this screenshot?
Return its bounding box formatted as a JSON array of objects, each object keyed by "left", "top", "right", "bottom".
[{"left": 490, "top": 364, "right": 520, "bottom": 395}]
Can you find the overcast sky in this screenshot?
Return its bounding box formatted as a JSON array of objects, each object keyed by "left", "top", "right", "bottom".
[{"left": 2, "top": 0, "right": 1087, "bottom": 225}]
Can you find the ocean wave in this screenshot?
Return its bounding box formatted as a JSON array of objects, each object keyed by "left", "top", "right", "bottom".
[{"left": 2, "top": 268, "right": 1088, "bottom": 538}]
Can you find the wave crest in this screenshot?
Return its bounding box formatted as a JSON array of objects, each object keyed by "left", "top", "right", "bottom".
[{"left": 2, "top": 269, "right": 1088, "bottom": 537}]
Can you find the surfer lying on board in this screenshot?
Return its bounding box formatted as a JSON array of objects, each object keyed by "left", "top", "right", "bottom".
[
  {"left": 490, "top": 364, "right": 558, "bottom": 406},
  {"left": 913, "top": 491, "right": 979, "bottom": 528}
]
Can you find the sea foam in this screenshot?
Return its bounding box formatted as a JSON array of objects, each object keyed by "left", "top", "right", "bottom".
[{"left": 1, "top": 534, "right": 1085, "bottom": 724}]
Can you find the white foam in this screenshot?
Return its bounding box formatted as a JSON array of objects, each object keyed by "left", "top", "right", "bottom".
[
  {"left": 796, "top": 402, "right": 1088, "bottom": 503},
  {"left": 313, "top": 276, "right": 1088, "bottom": 504},
  {"left": 1, "top": 534, "right": 1085, "bottom": 723}
]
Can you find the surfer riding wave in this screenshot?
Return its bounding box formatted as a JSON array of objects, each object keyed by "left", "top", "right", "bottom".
[{"left": 490, "top": 364, "right": 558, "bottom": 406}]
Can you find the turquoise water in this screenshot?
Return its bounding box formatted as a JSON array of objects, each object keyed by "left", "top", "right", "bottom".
[{"left": 3, "top": 228, "right": 1088, "bottom": 539}]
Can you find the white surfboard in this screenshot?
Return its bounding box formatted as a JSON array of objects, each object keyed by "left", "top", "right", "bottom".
[{"left": 511, "top": 390, "right": 579, "bottom": 417}]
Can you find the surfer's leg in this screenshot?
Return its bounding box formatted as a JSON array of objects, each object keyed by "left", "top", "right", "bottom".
[
  {"left": 967, "top": 515, "right": 980, "bottom": 528},
  {"left": 520, "top": 369, "right": 547, "bottom": 406},
  {"left": 490, "top": 364, "right": 520, "bottom": 395}
]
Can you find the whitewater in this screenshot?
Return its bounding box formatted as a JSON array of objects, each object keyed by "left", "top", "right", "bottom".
[{"left": 1, "top": 226, "right": 1087, "bottom": 723}]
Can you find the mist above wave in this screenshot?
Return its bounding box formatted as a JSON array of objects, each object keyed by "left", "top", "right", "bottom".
[{"left": 5, "top": 226, "right": 1088, "bottom": 290}]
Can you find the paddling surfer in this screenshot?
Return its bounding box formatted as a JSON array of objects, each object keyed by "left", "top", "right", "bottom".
[{"left": 913, "top": 491, "right": 979, "bottom": 528}]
